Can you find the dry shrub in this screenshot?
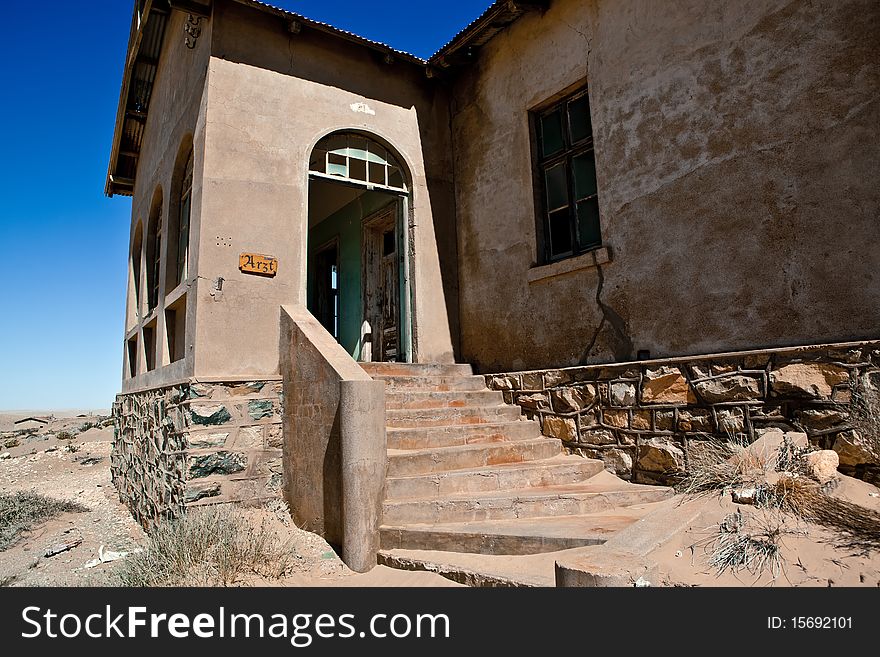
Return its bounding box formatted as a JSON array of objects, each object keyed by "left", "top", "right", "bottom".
[
  {"left": 0, "top": 491, "right": 89, "bottom": 551},
  {"left": 117, "top": 504, "right": 298, "bottom": 587},
  {"left": 706, "top": 509, "right": 786, "bottom": 580},
  {"left": 768, "top": 476, "right": 880, "bottom": 553},
  {"left": 678, "top": 434, "right": 772, "bottom": 496}
]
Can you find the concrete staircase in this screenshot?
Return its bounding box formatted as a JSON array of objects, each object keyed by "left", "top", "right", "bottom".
[{"left": 361, "top": 362, "right": 674, "bottom": 557}]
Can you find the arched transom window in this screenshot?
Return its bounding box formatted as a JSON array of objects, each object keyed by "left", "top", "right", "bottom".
[{"left": 309, "top": 133, "right": 406, "bottom": 192}]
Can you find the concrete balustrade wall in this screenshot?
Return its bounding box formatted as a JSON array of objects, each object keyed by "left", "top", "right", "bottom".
[{"left": 111, "top": 379, "right": 283, "bottom": 530}]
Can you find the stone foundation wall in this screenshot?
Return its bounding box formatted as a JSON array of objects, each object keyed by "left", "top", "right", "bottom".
[
  {"left": 111, "top": 379, "right": 283, "bottom": 529},
  {"left": 486, "top": 342, "right": 880, "bottom": 485}
]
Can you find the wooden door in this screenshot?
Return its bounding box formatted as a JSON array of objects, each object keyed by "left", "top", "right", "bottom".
[{"left": 363, "top": 203, "right": 400, "bottom": 362}]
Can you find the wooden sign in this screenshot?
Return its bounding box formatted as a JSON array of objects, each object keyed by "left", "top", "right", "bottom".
[{"left": 239, "top": 253, "right": 278, "bottom": 277}]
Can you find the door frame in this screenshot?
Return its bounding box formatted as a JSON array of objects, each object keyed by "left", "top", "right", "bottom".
[{"left": 360, "top": 199, "right": 411, "bottom": 363}]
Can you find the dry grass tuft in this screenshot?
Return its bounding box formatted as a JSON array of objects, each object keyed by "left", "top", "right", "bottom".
[
  {"left": 706, "top": 509, "right": 786, "bottom": 580},
  {"left": 677, "top": 434, "right": 771, "bottom": 496},
  {"left": 0, "top": 491, "right": 89, "bottom": 551},
  {"left": 117, "top": 504, "right": 298, "bottom": 587},
  {"left": 767, "top": 476, "right": 880, "bottom": 553}
]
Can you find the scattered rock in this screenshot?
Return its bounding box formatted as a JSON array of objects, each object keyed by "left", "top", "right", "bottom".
[
  {"left": 769, "top": 363, "right": 849, "bottom": 398},
  {"left": 44, "top": 537, "right": 83, "bottom": 558},
  {"left": 804, "top": 450, "right": 840, "bottom": 484},
  {"left": 731, "top": 487, "right": 759, "bottom": 505},
  {"left": 0, "top": 452, "right": 11, "bottom": 460}
]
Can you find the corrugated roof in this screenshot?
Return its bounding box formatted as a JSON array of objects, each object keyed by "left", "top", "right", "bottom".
[
  {"left": 429, "top": 0, "right": 548, "bottom": 67},
  {"left": 231, "top": 0, "right": 427, "bottom": 64}
]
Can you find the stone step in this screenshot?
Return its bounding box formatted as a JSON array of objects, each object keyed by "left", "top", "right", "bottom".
[
  {"left": 382, "top": 472, "right": 674, "bottom": 525},
  {"left": 387, "top": 421, "right": 542, "bottom": 450},
  {"left": 380, "top": 504, "right": 660, "bottom": 555},
  {"left": 361, "top": 362, "right": 474, "bottom": 377},
  {"left": 386, "top": 404, "right": 522, "bottom": 428},
  {"left": 387, "top": 437, "right": 563, "bottom": 477},
  {"left": 377, "top": 375, "right": 488, "bottom": 392},
  {"left": 385, "top": 455, "right": 605, "bottom": 500},
  {"left": 384, "top": 389, "right": 504, "bottom": 410}
]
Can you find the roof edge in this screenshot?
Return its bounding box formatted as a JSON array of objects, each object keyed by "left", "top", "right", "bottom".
[{"left": 428, "top": 0, "right": 549, "bottom": 69}]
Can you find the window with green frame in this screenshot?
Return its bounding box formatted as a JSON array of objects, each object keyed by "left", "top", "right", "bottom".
[{"left": 534, "top": 88, "right": 601, "bottom": 262}]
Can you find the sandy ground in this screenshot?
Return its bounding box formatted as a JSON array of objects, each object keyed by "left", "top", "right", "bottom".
[
  {"left": 651, "top": 475, "right": 880, "bottom": 587},
  {"left": 0, "top": 414, "right": 458, "bottom": 588}
]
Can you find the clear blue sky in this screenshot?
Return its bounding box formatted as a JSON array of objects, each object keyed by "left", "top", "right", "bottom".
[{"left": 0, "top": 0, "right": 490, "bottom": 411}]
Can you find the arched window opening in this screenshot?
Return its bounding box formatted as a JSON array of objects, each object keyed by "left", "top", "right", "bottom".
[
  {"left": 167, "top": 150, "right": 193, "bottom": 291},
  {"left": 146, "top": 194, "right": 163, "bottom": 312},
  {"left": 309, "top": 133, "right": 407, "bottom": 192},
  {"left": 131, "top": 221, "right": 144, "bottom": 316}
]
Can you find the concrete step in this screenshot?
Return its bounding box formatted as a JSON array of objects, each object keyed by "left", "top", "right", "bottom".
[
  {"left": 382, "top": 471, "right": 674, "bottom": 525},
  {"left": 386, "top": 404, "right": 522, "bottom": 428},
  {"left": 387, "top": 437, "right": 563, "bottom": 477},
  {"left": 387, "top": 421, "right": 542, "bottom": 450},
  {"left": 361, "top": 363, "right": 474, "bottom": 378},
  {"left": 385, "top": 455, "right": 605, "bottom": 500},
  {"left": 377, "top": 375, "right": 488, "bottom": 392},
  {"left": 380, "top": 504, "right": 661, "bottom": 555},
  {"left": 385, "top": 389, "right": 504, "bottom": 410}
]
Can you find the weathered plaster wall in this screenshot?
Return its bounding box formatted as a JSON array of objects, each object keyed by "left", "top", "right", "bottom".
[
  {"left": 123, "top": 9, "right": 212, "bottom": 392},
  {"left": 111, "top": 378, "right": 283, "bottom": 529},
  {"left": 190, "top": 0, "right": 458, "bottom": 379},
  {"left": 487, "top": 341, "right": 880, "bottom": 485},
  {"left": 452, "top": 0, "right": 880, "bottom": 373}
]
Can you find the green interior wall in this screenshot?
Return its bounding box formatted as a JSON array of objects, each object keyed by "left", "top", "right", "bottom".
[{"left": 307, "top": 187, "right": 397, "bottom": 359}]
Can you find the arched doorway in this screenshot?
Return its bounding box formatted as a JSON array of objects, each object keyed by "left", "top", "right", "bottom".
[{"left": 306, "top": 132, "right": 412, "bottom": 363}]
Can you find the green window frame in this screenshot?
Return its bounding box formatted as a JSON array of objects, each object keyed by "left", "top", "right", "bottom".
[{"left": 534, "top": 88, "right": 602, "bottom": 263}]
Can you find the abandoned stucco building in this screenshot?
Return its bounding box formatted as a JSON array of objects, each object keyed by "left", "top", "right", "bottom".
[{"left": 108, "top": 0, "right": 880, "bottom": 571}]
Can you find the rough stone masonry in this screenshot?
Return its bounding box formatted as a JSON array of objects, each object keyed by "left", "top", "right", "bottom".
[
  {"left": 487, "top": 341, "right": 880, "bottom": 486},
  {"left": 111, "top": 380, "right": 283, "bottom": 529}
]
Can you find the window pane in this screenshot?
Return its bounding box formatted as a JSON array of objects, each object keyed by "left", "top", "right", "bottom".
[
  {"left": 540, "top": 110, "right": 564, "bottom": 158},
  {"left": 548, "top": 208, "right": 573, "bottom": 257},
  {"left": 369, "top": 162, "right": 386, "bottom": 186},
  {"left": 544, "top": 163, "right": 569, "bottom": 212},
  {"left": 568, "top": 94, "right": 592, "bottom": 143},
  {"left": 350, "top": 157, "right": 367, "bottom": 182},
  {"left": 573, "top": 152, "right": 597, "bottom": 200},
  {"left": 576, "top": 198, "right": 602, "bottom": 249},
  {"left": 388, "top": 167, "right": 404, "bottom": 189},
  {"left": 327, "top": 153, "right": 347, "bottom": 177}
]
